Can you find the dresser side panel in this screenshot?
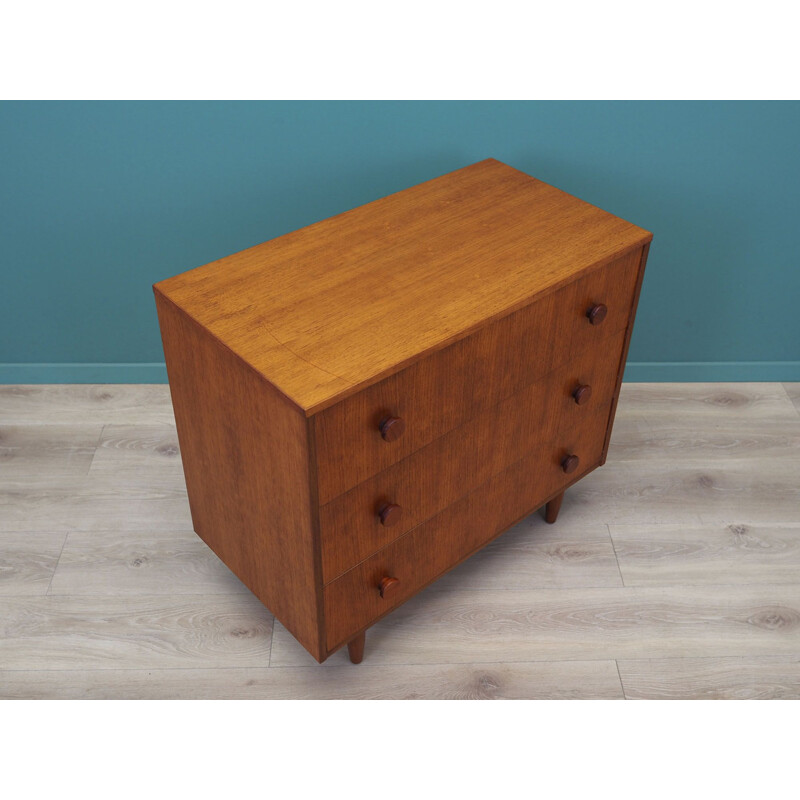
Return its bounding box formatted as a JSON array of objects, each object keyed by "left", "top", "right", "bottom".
[
  {"left": 600, "top": 240, "right": 652, "bottom": 463},
  {"left": 154, "top": 291, "right": 323, "bottom": 661}
]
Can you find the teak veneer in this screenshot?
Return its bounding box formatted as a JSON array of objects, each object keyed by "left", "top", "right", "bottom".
[{"left": 154, "top": 158, "right": 652, "bottom": 663}]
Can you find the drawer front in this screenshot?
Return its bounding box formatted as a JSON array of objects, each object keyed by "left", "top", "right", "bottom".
[
  {"left": 313, "top": 246, "right": 642, "bottom": 503},
  {"left": 319, "top": 329, "right": 625, "bottom": 583},
  {"left": 324, "top": 406, "right": 611, "bottom": 651},
  {"left": 567, "top": 247, "right": 642, "bottom": 361}
]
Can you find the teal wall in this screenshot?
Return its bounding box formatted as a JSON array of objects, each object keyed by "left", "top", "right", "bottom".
[{"left": 1, "top": 101, "right": 798, "bottom": 382}]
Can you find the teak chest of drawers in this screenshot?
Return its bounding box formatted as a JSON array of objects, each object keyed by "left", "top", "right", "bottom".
[{"left": 154, "top": 159, "right": 652, "bottom": 664}]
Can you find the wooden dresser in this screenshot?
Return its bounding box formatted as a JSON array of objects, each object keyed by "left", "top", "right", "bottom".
[{"left": 154, "top": 159, "right": 652, "bottom": 664}]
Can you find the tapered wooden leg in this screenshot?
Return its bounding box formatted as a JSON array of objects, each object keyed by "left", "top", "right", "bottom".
[
  {"left": 347, "top": 631, "right": 366, "bottom": 664},
  {"left": 544, "top": 491, "right": 565, "bottom": 524}
]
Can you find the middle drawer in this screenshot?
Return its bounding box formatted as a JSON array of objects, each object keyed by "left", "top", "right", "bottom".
[{"left": 319, "top": 329, "right": 625, "bottom": 583}]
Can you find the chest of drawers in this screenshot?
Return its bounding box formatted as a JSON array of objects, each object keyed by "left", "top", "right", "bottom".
[{"left": 153, "top": 158, "right": 652, "bottom": 664}]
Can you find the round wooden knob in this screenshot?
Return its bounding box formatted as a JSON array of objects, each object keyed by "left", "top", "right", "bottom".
[
  {"left": 379, "top": 416, "right": 405, "bottom": 442},
  {"left": 561, "top": 454, "right": 580, "bottom": 474},
  {"left": 586, "top": 303, "right": 608, "bottom": 325},
  {"left": 378, "top": 576, "right": 400, "bottom": 598},
  {"left": 378, "top": 503, "right": 402, "bottom": 527},
  {"left": 572, "top": 384, "right": 592, "bottom": 405}
]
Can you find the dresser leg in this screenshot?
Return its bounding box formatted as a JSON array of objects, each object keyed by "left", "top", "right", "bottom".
[
  {"left": 347, "top": 632, "right": 366, "bottom": 664},
  {"left": 544, "top": 491, "right": 565, "bottom": 524}
]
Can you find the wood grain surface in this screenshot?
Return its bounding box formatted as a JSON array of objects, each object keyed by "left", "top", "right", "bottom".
[
  {"left": 47, "top": 530, "right": 249, "bottom": 596},
  {"left": 155, "top": 293, "right": 324, "bottom": 660},
  {"left": 0, "top": 595, "right": 273, "bottom": 670},
  {"left": 88, "top": 425, "right": 182, "bottom": 479},
  {"left": 608, "top": 420, "right": 800, "bottom": 462},
  {"left": 0, "top": 532, "right": 66, "bottom": 596},
  {"left": 0, "top": 660, "right": 624, "bottom": 700},
  {"left": 617, "top": 382, "right": 799, "bottom": 421},
  {"left": 599, "top": 241, "right": 649, "bottom": 463},
  {"left": 552, "top": 459, "right": 800, "bottom": 525},
  {"left": 0, "top": 425, "right": 102, "bottom": 477},
  {"left": 2, "top": 382, "right": 798, "bottom": 698},
  {"left": 610, "top": 523, "right": 800, "bottom": 586},
  {"left": 618, "top": 656, "right": 800, "bottom": 700},
  {"left": 155, "top": 159, "right": 651, "bottom": 413},
  {"left": 279, "top": 584, "right": 800, "bottom": 666},
  {"left": 0, "top": 384, "right": 175, "bottom": 425},
  {"left": 0, "top": 475, "right": 192, "bottom": 532},
  {"left": 433, "top": 520, "right": 623, "bottom": 592}
]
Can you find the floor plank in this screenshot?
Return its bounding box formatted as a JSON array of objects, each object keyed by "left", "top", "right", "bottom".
[
  {"left": 0, "top": 385, "right": 175, "bottom": 425},
  {"left": 0, "top": 660, "right": 623, "bottom": 700},
  {"left": 610, "top": 523, "right": 800, "bottom": 587},
  {"left": 48, "top": 531, "right": 249, "bottom": 596},
  {"left": 616, "top": 382, "right": 798, "bottom": 421},
  {"left": 0, "top": 595, "right": 273, "bottom": 670},
  {"left": 618, "top": 656, "right": 800, "bottom": 699},
  {"left": 0, "top": 476, "right": 191, "bottom": 531},
  {"left": 0, "top": 425, "right": 102, "bottom": 478},
  {"left": 432, "top": 517, "right": 623, "bottom": 591},
  {"left": 559, "top": 460, "right": 800, "bottom": 525},
  {"left": 88, "top": 424, "right": 182, "bottom": 479},
  {"left": 0, "top": 532, "right": 67, "bottom": 596},
  {"left": 270, "top": 584, "right": 800, "bottom": 667},
  {"left": 607, "top": 419, "right": 800, "bottom": 463}
]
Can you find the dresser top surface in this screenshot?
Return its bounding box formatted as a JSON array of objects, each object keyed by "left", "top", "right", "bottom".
[{"left": 154, "top": 158, "right": 651, "bottom": 414}]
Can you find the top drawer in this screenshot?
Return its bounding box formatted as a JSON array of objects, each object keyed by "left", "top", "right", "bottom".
[{"left": 313, "top": 246, "right": 643, "bottom": 503}]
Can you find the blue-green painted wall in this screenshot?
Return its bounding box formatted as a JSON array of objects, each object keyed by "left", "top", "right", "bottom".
[{"left": 1, "top": 101, "right": 798, "bottom": 382}]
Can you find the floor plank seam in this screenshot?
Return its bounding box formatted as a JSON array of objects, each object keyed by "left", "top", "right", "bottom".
[
  {"left": 84, "top": 424, "right": 106, "bottom": 476},
  {"left": 615, "top": 660, "right": 628, "bottom": 700},
  {"left": 271, "top": 656, "right": 638, "bottom": 669},
  {"left": 7, "top": 578, "right": 800, "bottom": 601},
  {"left": 43, "top": 532, "right": 69, "bottom": 597},
  {"left": 267, "top": 619, "right": 275, "bottom": 667},
  {"left": 615, "top": 652, "right": 800, "bottom": 664},
  {"left": 779, "top": 383, "right": 800, "bottom": 418},
  {"left": 0, "top": 665, "right": 284, "bottom": 674},
  {"left": 605, "top": 523, "right": 626, "bottom": 587},
  {"left": 3, "top": 652, "right": 799, "bottom": 674},
  {"left": 409, "top": 580, "right": 800, "bottom": 592},
  {"left": 0, "top": 529, "right": 200, "bottom": 535}
]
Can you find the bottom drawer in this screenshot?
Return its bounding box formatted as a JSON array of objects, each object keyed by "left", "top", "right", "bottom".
[{"left": 324, "top": 404, "right": 611, "bottom": 651}]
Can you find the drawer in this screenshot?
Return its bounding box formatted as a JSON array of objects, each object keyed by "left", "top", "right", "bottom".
[
  {"left": 319, "top": 329, "right": 626, "bottom": 583},
  {"left": 566, "top": 246, "right": 642, "bottom": 360},
  {"left": 313, "top": 246, "right": 643, "bottom": 503},
  {"left": 550, "top": 327, "right": 626, "bottom": 436},
  {"left": 324, "top": 405, "right": 611, "bottom": 650}
]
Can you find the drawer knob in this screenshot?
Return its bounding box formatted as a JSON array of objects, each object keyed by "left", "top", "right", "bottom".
[
  {"left": 586, "top": 303, "right": 608, "bottom": 325},
  {"left": 572, "top": 384, "right": 592, "bottom": 405},
  {"left": 379, "top": 416, "right": 405, "bottom": 442},
  {"left": 378, "top": 503, "right": 402, "bottom": 527},
  {"left": 561, "top": 454, "right": 580, "bottom": 474},
  {"left": 378, "top": 576, "right": 400, "bottom": 598}
]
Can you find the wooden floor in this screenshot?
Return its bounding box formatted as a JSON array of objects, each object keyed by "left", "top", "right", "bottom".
[{"left": 1, "top": 382, "right": 799, "bottom": 699}]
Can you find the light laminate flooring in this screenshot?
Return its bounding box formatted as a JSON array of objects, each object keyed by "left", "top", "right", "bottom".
[{"left": 1, "top": 382, "right": 799, "bottom": 699}]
